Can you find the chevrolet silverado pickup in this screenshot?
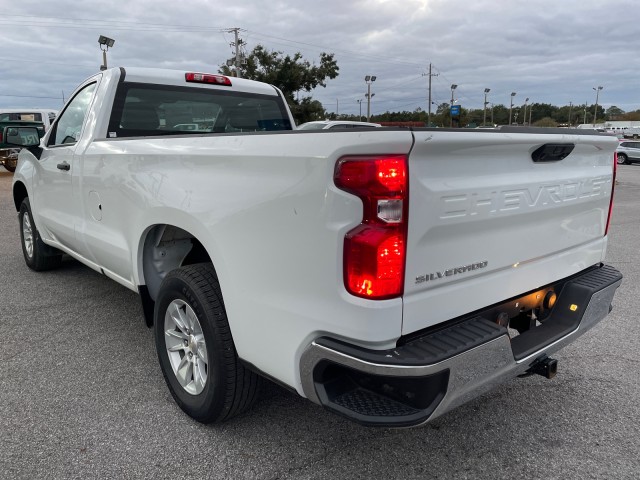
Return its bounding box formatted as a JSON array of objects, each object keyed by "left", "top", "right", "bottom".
[{"left": 7, "top": 67, "right": 622, "bottom": 427}]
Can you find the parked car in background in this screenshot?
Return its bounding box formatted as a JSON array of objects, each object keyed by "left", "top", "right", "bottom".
[
  {"left": 616, "top": 141, "right": 640, "bottom": 164},
  {"left": 297, "top": 120, "right": 381, "bottom": 130},
  {"left": 622, "top": 127, "right": 640, "bottom": 139},
  {"left": 0, "top": 109, "right": 57, "bottom": 131},
  {"left": 0, "top": 109, "right": 57, "bottom": 172}
]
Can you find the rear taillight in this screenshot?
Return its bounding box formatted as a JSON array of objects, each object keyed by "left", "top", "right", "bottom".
[
  {"left": 0, "top": 132, "right": 3, "bottom": 143},
  {"left": 185, "top": 72, "right": 232, "bottom": 86},
  {"left": 605, "top": 152, "right": 617, "bottom": 236},
  {"left": 334, "top": 155, "right": 408, "bottom": 299}
]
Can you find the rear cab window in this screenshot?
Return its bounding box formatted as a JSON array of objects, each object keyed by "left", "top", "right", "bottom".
[
  {"left": 107, "top": 83, "right": 292, "bottom": 138},
  {"left": 0, "top": 112, "right": 42, "bottom": 122}
]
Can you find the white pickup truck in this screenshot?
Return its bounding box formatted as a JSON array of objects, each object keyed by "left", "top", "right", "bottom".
[{"left": 7, "top": 67, "right": 622, "bottom": 427}]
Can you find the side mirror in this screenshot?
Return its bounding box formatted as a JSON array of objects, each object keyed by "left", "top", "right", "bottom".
[{"left": 3, "top": 126, "right": 41, "bottom": 147}]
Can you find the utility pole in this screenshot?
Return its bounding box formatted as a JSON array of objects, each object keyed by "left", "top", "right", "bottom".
[
  {"left": 357, "top": 99, "right": 363, "bottom": 121},
  {"left": 336, "top": 99, "right": 339, "bottom": 117},
  {"left": 483, "top": 88, "right": 490, "bottom": 126},
  {"left": 568, "top": 101, "right": 573, "bottom": 126},
  {"left": 583, "top": 102, "right": 587, "bottom": 125},
  {"left": 509, "top": 92, "right": 516, "bottom": 125},
  {"left": 227, "top": 28, "right": 244, "bottom": 78},
  {"left": 592, "top": 86, "right": 603, "bottom": 127},
  {"left": 423, "top": 63, "right": 438, "bottom": 127}
]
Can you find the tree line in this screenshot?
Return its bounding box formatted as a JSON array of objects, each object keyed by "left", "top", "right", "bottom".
[{"left": 221, "top": 44, "right": 639, "bottom": 126}]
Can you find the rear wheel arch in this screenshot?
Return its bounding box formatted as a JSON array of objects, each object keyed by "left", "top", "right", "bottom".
[
  {"left": 139, "top": 224, "right": 214, "bottom": 325},
  {"left": 13, "top": 181, "right": 28, "bottom": 212}
]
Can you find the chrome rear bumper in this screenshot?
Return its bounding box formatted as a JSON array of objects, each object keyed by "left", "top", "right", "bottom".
[{"left": 299, "top": 265, "right": 622, "bottom": 427}]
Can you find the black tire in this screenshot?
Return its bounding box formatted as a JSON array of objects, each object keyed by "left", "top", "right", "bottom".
[
  {"left": 19, "top": 198, "right": 63, "bottom": 271},
  {"left": 617, "top": 153, "right": 628, "bottom": 165},
  {"left": 154, "top": 263, "right": 261, "bottom": 423}
]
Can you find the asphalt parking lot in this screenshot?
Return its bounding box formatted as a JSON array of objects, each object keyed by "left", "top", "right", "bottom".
[{"left": 1, "top": 165, "right": 639, "bottom": 480}]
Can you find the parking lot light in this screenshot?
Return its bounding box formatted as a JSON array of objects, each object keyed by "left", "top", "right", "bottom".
[{"left": 98, "top": 35, "right": 115, "bottom": 71}]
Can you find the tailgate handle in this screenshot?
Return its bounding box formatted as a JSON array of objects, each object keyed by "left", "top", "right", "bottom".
[{"left": 531, "top": 143, "right": 575, "bottom": 162}]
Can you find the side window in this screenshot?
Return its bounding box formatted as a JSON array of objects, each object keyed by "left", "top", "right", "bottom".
[{"left": 48, "top": 83, "right": 96, "bottom": 146}]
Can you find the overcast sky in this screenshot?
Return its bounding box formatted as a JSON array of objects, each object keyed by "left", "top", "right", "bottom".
[{"left": 1, "top": 0, "right": 637, "bottom": 117}]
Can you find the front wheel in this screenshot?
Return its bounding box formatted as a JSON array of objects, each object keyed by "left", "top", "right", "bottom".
[
  {"left": 154, "top": 263, "right": 261, "bottom": 423},
  {"left": 617, "top": 153, "right": 628, "bottom": 165},
  {"left": 19, "top": 198, "right": 63, "bottom": 271}
]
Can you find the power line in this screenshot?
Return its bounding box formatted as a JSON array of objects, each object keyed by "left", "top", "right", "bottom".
[
  {"left": 0, "top": 94, "right": 63, "bottom": 99},
  {"left": 0, "top": 57, "right": 95, "bottom": 68},
  {"left": 1, "top": 14, "right": 228, "bottom": 30},
  {"left": 0, "top": 15, "right": 425, "bottom": 68}
]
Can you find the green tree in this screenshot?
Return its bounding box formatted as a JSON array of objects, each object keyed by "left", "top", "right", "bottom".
[
  {"left": 606, "top": 106, "right": 625, "bottom": 120},
  {"left": 220, "top": 45, "right": 339, "bottom": 124},
  {"left": 533, "top": 117, "right": 558, "bottom": 128}
]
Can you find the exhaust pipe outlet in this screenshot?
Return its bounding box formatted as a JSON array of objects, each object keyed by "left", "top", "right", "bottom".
[{"left": 525, "top": 355, "right": 558, "bottom": 379}]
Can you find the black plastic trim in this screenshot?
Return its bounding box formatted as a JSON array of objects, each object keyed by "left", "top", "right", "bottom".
[
  {"left": 314, "top": 361, "right": 449, "bottom": 427},
  {"left": 316, "top": 316, "right": 505, "bottom": 367},
  {"left": 531, "top": 143, "right": 575, "bottom": 162}
]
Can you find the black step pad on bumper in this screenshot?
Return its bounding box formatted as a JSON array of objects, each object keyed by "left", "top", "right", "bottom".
[{"left": 316, "top": 316, "right": 505, "bottom": 367}]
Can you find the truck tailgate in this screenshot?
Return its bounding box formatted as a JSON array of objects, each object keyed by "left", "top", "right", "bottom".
[{"left": 402, "top": 130, "right": 617, "bottom": 335}]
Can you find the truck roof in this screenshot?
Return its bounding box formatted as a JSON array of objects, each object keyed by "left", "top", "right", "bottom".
[{"left": 119, "top": 67, "right": 280, "bottom": 97}]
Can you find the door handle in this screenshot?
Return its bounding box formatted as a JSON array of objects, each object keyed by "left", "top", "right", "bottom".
[{"left": 57, "top": 161, "right": 70, "bottom": 171}]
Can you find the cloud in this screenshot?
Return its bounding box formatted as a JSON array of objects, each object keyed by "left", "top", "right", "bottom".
[{"left": 0, "top": 0, "right": 637, "bottom": 114}]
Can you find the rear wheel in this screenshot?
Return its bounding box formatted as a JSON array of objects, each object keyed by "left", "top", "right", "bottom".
[
  {"left": 19, "top": 198, "right": 63, "bottom": 271},
  {"left": 154, "top": 263, "right": 261, "bottom": 423},
  {"left": 617, "top": 153, "right": 628, "bottom": 165}
]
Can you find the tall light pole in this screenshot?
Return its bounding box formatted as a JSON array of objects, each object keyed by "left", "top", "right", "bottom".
[
  {"left": 98, "top": 35, "right": 115, "bottom": 71},
  {"left": 592, "top": 86, "right": 603, "bottom": 127},
  {"left": 568, "top": 101, "right": 573, "bottom": 127},
  {"left": 509, "top": 92, "right": 517, "bottom": 125},
  {"left": 365, "top": 75, "right": 376, "bottom": 122},
  {"left": 450, "top": 84, "right": 457, "bottom": 127},
  {"left": 483, "top": 88, "right": 490, "bottom": 126},
  {"left": 529, "top": 103, "right": 532, "bottom": 125},
  {"left": 523, "top": 97, "right": 529, "bottom": 126},
  {"left": 356, "top": 99, "right": 363, "bottom": 121}
]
